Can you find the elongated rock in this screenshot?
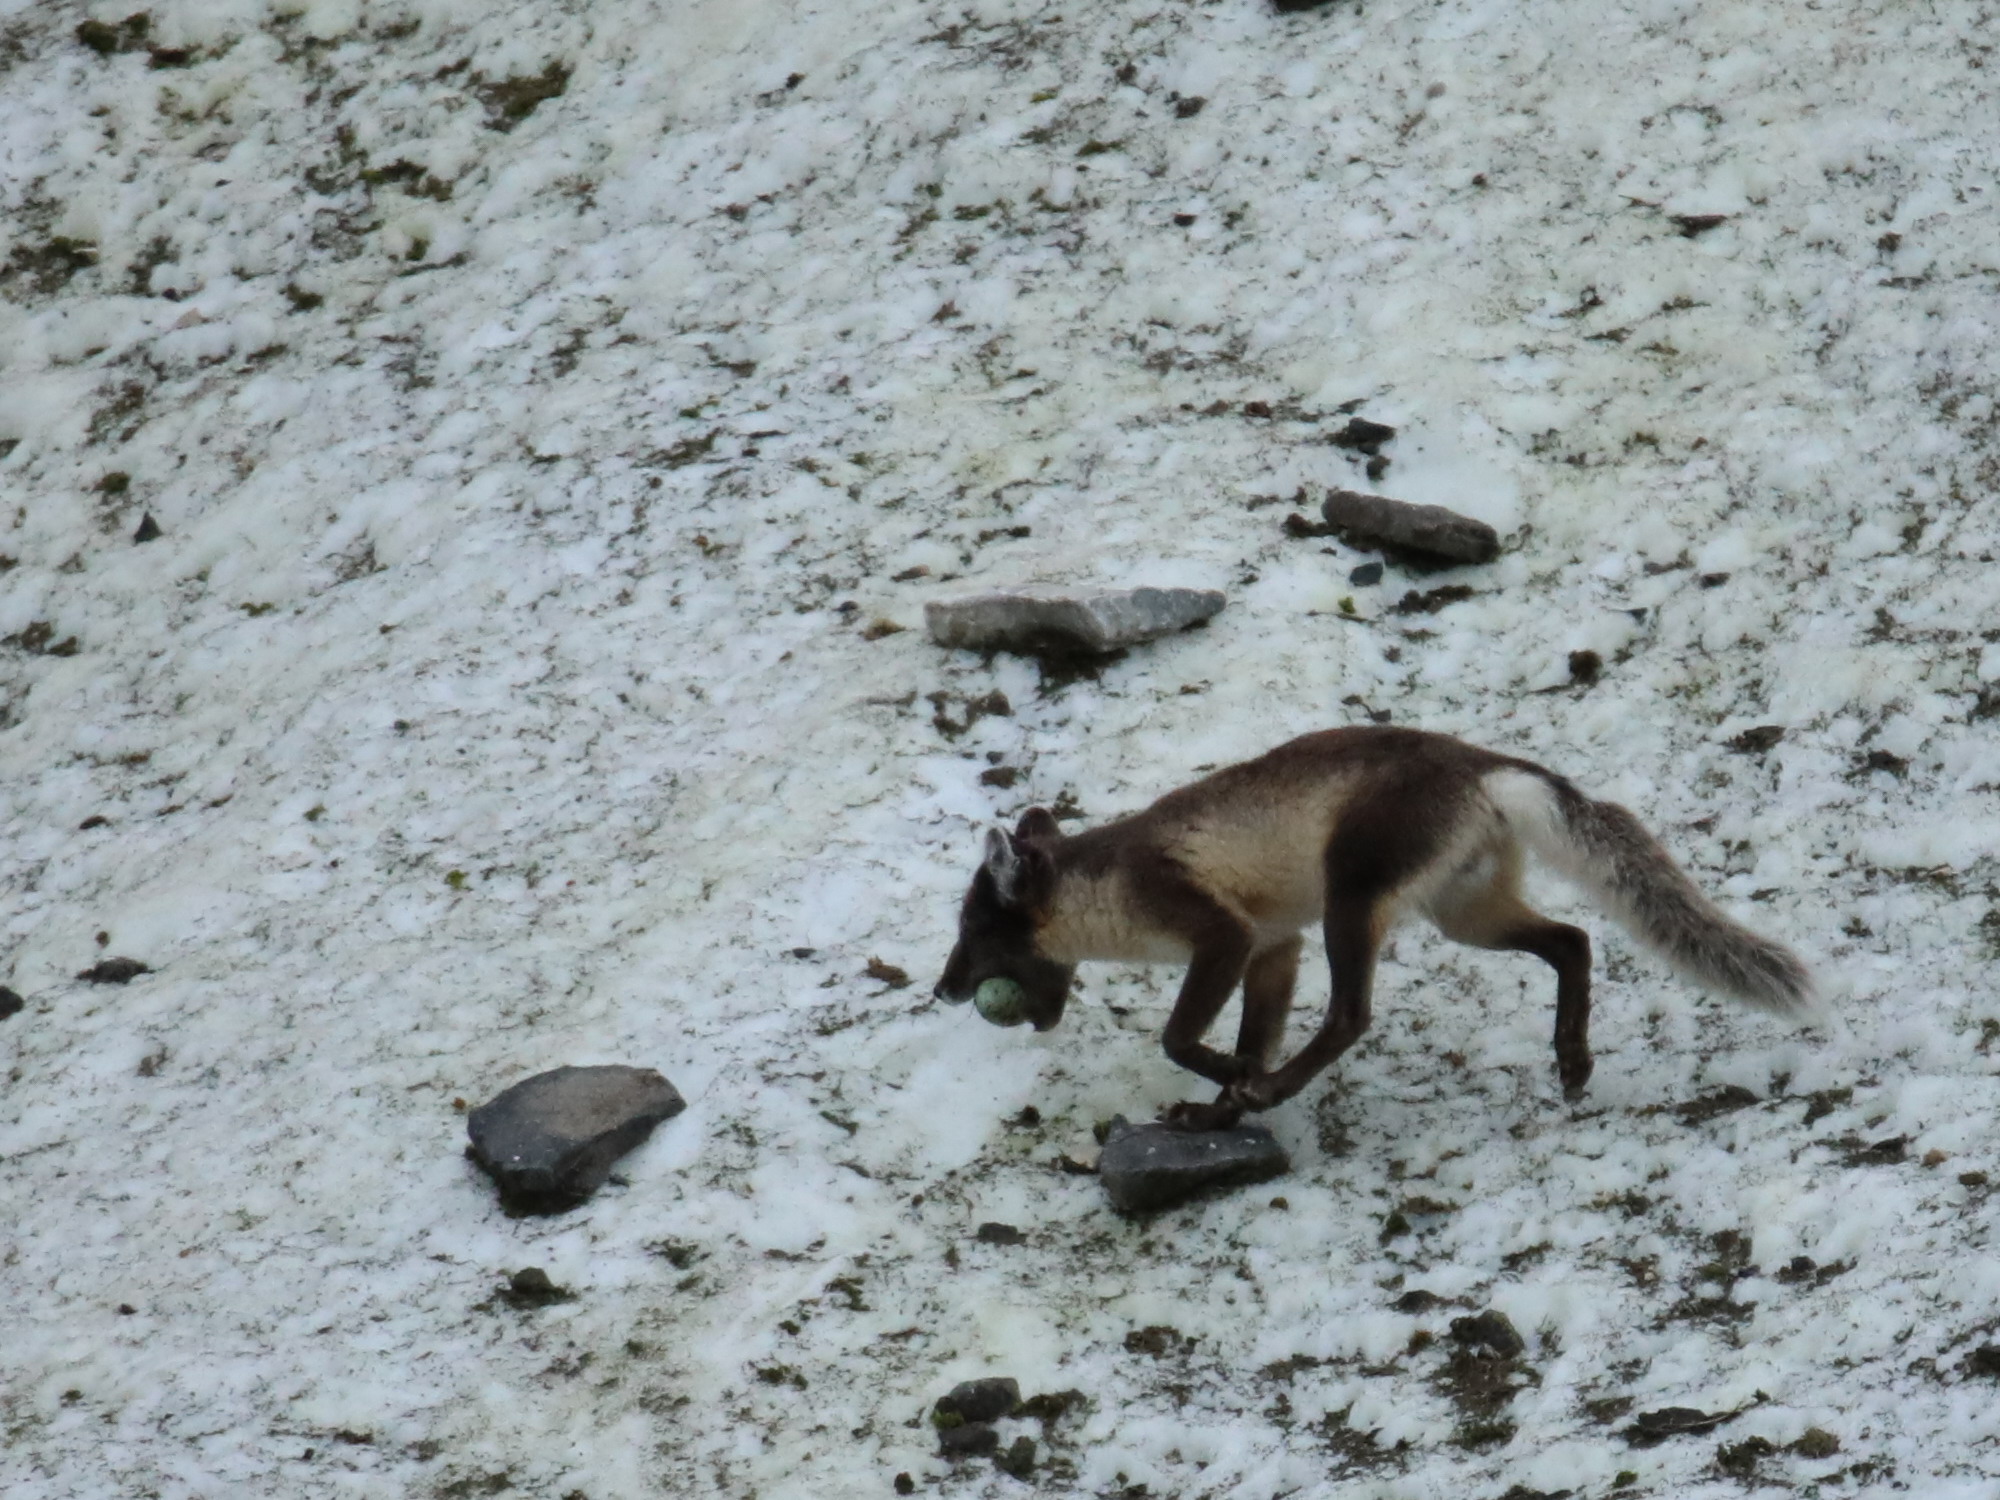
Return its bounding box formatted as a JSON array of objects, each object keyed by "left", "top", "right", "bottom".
[
  {"left": 1319, "top": 488, "right": 1500, "bottom": 566},
  {"left": 1097, "top": 1116, "right": 1288, "bottom": 1212},
  {"left": 925, "top": 586, "right": 1225, "bottom": 657},
  {"left": 467, "top": 1065, "right": 686, "bottom": 1214}
]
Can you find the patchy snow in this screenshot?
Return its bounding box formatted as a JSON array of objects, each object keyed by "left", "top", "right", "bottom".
[{"left": 4, "top": 0, "right": 2000, "bottom": 1494}]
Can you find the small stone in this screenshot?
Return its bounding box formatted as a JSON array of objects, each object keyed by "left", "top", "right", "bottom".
[
  {"left": 467, "top": 1065, "right": 686, "bottom": 1214},
  {"left": 894, "top": 1474, "right": 915, "bottom": 1495},
  {"left": 1319, "top": 488, "right": 1500, "bottom": 566},
  {"left": 1348, "top": 561, "right": 1384, "bottom": 586},
  {"left": 1330, "top": 415, "right": 1396, "bottom": 454},
  {"left": 937, "top": 1421, "right": 999, "bottom": 1457},
  {"left": 936, "top": 1377, "right": 1021, "bottom": 1424},
  {"left": 975, "top": 1222, "right": 1025, "bottom": 1245},
  {"left": 1449, "top": 1309, "right": 1526, "bottom": 1359},
  {"left": 77, "top": 957, "right": 150, "bottom": 984},
  {"left": 924, "top": 586, "right": 1226, "bottom": 658},
  {"left": 1673, "top": 213, "right": 1731, "bottom": 237},
  {"left": 1727, "top": 724, "right": 1785, "bottom": 755},
  {"left": 1096, "top": 1116, "right": 1288, "bottom": 1212},
  {"left": 1394, "top": 1289, "right": 1447, "bottom": 1313},
  {"left": 1624, "top": 1405, "right": 1736, "bottom": 1446},
  {"left": 994, "top": 1434, "right": 1036, "bottom": 1479},
  {"left": 498, "top": 1266, "right": 574, "bottom": 1307},
  {"left": 1841, "top": 1135, "right": 1908, "bottom": 1167},
  {"left": 0, "top": 985, "right": 23, "bottom": 1019},
  {"left": 133, "top": 513, "right": 162, "bottom": 543}
]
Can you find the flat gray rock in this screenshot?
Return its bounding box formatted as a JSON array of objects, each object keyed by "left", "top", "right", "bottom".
[
  {"left": 1097, "top": 1116, "right": 1288, "bottom": 1212},
  {"left": 925, "top": 586, "right": 1225, "bottom": 657},
  {"left": 1320, "top": 488, "right": 1500, "bottom": 566},
  {"left": 467, "top": 1064, "right": 685, "bottom": 1214}
]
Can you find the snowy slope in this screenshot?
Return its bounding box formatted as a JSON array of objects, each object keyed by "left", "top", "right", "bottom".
[{"left": 5, "top": 0, "right": 2000, "bottom": 1494}]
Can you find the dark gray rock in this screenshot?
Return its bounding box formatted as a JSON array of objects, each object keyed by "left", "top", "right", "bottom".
[
  {"left": 1330, "top": 416, "right": 1396, "bottom": 454},
  {"left": 937, "top": 1421, "right": 1000, "bottom": 1456},
  {"left": 0, "top": 985, "right": 22, "bottom": 1020},
  {"left": 1449, "top": 1309, "right": 1526, "bottom": 1359},
  {"left": 994, "top": 1434, "right": 1037, "bottom": 1478},
  {"left": 1965, "top": 1345, "right": 2000, "bottom": 1378},
  {"left": 77, "top": 957, "right": 150, "bottom": 984},
  {"left": 496, "top": 1266, "right": 574, "bottom": 1308},
  {"left": 1623, "top": 1404, "right": 1740, "bottom": 1447},
  {"left": 925, "top": 586, "right": 1225, "bottom": 657},
  {"left": 937, "top": 1377, "right": 1020, "bottom": 1424},
  {"left": 467, "top": 1065, "right": 685, "bottom": 1214},
  {"left": 1097, "top": 1116, "right": 1289, "bottom": 1212},
  {"left": 1319, "top": 488, "right": 1500, "bottom": 566}
]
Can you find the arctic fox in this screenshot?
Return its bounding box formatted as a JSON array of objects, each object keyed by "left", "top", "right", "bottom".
[{"left": 934, "top": 726, "right": 1814, "bottom": 1129}]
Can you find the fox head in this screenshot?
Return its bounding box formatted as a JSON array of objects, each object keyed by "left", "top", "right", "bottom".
[{"left": 934, "top": 806, "right": 1076, "bottom": 1030}]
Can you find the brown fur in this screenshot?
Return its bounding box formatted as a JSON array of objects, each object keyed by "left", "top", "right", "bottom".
[{"left": 935, "top": 726, "right": 1814, "bottom": 1128}]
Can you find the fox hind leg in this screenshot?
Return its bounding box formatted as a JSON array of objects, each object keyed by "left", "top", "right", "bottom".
[{"left": 1433, "top": 873, "right": 1593, "bottom": 1099}]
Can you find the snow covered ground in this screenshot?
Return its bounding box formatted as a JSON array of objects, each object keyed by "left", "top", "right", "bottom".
[{"left": 6, "top": 0, "right": 2000, "bottom": 1493}]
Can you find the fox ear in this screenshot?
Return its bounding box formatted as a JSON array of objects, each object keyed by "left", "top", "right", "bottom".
[
  {"left": 1015, "top": 806, "right": 1060, "bottom": 843},
  {"left": 982, "top": 826, "right": 1023, "bottom": 903}
]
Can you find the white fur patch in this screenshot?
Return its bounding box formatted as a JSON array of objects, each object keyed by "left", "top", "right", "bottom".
[{"left": 1482, "top": 769, "right": 1577, "bottom": 878}]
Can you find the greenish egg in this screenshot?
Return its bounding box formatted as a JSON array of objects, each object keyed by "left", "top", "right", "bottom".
[{"left": 973, "top": 977, "right": 1028, "bottom": 1026}]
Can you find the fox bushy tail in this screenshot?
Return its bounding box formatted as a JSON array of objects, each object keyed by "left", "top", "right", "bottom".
[{"left": 1492, "top": 769, "right": 1816, "bottom": 1015}]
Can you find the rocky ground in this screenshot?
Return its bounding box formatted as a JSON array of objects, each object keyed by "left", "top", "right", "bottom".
[{"left": 7, "top": 0, "right": 2000, "bottom": 1496}]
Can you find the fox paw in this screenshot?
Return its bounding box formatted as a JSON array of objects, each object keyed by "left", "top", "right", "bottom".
[
  {"left": 1159, "top": 1097, "right": 1245, "bottom": 1132},
  {"left": 1558, "top": 1053, "right": 1593, "bottom": 1101}
]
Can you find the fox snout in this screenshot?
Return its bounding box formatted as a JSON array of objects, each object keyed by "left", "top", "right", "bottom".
[{"left": 934, "top": 941, "right": 972, "bottom": 1003}]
